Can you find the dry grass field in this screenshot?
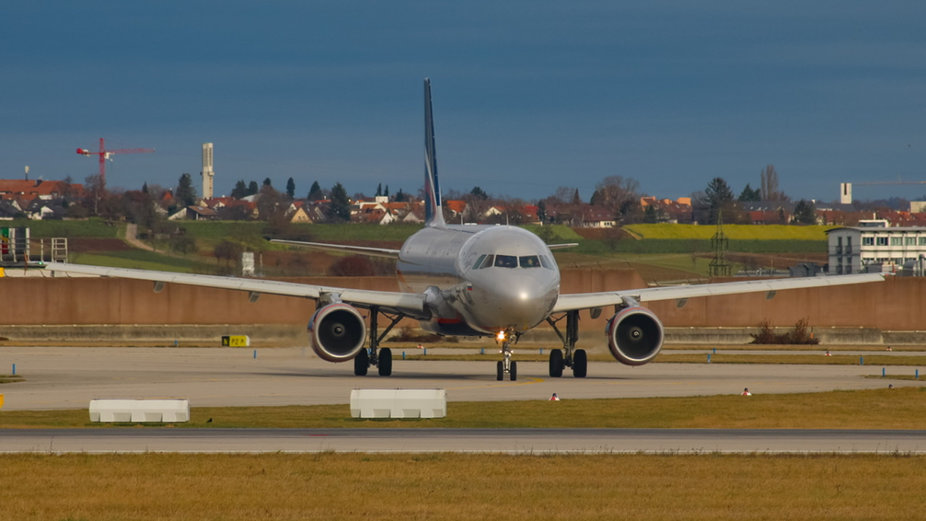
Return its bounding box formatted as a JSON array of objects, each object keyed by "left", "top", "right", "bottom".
[
  {"left": 2, "top": 390, "right": 925, "bottom": 519},
  {"left": 3, "top": 378, "right": 924, "bottom": 520},
  {"left": 2, "top": 453, "right": 924, "bottom": 520}
]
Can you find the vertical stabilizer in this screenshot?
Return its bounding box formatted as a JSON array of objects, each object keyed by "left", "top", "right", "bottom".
[{"left": 424, "top": 78, "right": 446, "bottom": 227}]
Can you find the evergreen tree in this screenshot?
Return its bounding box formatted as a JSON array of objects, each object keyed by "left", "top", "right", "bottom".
[
  {"left": 327, "top": 182, "right": 351, "bottom": 221},
  {"left": 262, "top": 177, "right": 273, "bottom": 188},
  {"left": 175, "top": 173, "right": 197, "bottom": 207},
  {"left": 286, "top": 177, "right": 296, "bottom": 199},
  {"left": 394, "top": 188, "right": 407, "bottom": 202},
  {"left": 702, "top": 177, "right": 736, "bottom": 224},
  {"left": 738, "top": 183, "right": 761, "bottom": 202},
  {"left": 643, "top": 204, "right": 658, "bottom": 223},
  {"left": 307, "top": 180, "right": 324, "bottom": 201},
  {"left": 247, "top": 181, "right": 259, "bottom": 195},
  {"left": 375, "top": 183, "right": 383, "bottom": 197},
  {"left": 231, "top": 180, "right": 248, "bottom": 199}
]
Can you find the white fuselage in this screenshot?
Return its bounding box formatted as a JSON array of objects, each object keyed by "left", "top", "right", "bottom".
[{"left": 396, "top": 225, "right": 560, "bottom": 336}]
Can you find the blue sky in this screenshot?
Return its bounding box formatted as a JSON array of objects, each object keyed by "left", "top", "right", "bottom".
[{"left": 2, "top": 1, "right": 924, "bottom": 203}]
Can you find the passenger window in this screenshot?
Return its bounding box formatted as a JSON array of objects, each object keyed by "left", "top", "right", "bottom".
[
  {"left": 494, "top": 255, "right": 518, "bottom": 268},
  {"left": 519, "top": 255, "right": 541, "bottom": 268}
]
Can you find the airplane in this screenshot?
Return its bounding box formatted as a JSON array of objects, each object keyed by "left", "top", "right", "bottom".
[{"left": 44, "top": 78, "right": 885, "bottom": 381}]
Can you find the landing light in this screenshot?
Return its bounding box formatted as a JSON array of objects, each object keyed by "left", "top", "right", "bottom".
[{"left": 496, "top": 330, "right": 506, "bottom": 342}]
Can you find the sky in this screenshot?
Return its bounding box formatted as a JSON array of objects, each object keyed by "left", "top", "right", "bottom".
[{"left": 2, "top": 1, "right": 925, "bottom": 204}]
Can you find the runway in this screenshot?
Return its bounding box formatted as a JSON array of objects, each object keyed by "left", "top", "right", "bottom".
[{"left": 3, "top": 428, "right": 925, "bottom": 454}]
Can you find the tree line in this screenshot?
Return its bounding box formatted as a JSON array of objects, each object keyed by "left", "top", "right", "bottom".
[{"left": 43, "top": 163, "right": 826, "bottom": 228}]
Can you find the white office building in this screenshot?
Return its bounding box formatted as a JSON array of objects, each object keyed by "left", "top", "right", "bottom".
[{"left": 827, "top": 223, "right": 926, "bottom": 274}]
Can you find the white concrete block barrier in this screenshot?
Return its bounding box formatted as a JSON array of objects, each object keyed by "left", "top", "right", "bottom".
[
  {"left": 89, "top": 399, "right": 190, "bottom": 423},
  {"left": 350, "top": 389, "right": 446, "bottom": 419}
]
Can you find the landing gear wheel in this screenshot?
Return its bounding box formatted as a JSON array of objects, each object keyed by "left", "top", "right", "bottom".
[
  {"left": 354, "top": 349, "right": 369, "bottom": 376},
  {"left": 378, "top": 348, "right": 392, "bottom": 376},
  {"left": 549, "top": 349, "right": 564, "bottom": 377},
  {"left": 496, "top": 361, "right": 504, "bottom": 381},
  {"left": 572, "top": 349, "right": 587, "bottom": 378},
  {"left": 510, "top": 361, "right": 518, "bottom": 381}
]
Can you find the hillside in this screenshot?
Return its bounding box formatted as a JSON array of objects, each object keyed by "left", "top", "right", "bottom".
[{"left": 7, "top": 220, "right": 827, "bottom": 282}]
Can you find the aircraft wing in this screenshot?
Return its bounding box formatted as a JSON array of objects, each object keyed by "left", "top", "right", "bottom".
[
  {"left": 42, "top": 262, "right": 427, "bottom": 316},
  {"left": 270, "top": 239, "right": 401, "bottom": 259},
  {"left": 551, "top": 272, "right": 885, "bottom": 313}
]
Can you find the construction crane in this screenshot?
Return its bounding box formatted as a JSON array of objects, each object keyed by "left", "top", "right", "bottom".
[{"left": 76, "top": 137, "right": 154, "bottom": 191}]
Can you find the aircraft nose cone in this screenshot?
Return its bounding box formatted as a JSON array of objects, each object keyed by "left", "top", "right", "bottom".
[{"left": 481, "top": 273, "right": 558, "bottom": 330}]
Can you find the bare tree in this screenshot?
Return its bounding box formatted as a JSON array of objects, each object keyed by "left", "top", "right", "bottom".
[
  {"left": 590, "top": 175, "right": 641, "bottom": 224},
  {"left": 760, "top": 164, "right": 785, "bottom": 202}
]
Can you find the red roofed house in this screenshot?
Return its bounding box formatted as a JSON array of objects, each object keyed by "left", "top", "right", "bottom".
[{"left": 0, "top": 179, "right": 83, "bottom": 201}]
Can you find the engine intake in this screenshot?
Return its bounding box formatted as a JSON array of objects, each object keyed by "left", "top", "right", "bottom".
[
  {"left": 308, "top": 303, "right": 367, "bottom": 362},
  {"left": 606, "top": 306, "right": 664, "bottom": 366}
]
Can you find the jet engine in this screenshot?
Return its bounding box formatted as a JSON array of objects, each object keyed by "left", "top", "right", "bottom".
[
  {"left": 606, "top": 306, "right": 664, "bottom": 366},
  {"left": 307, "top": 303, "right": 367, "bottom": 362}
]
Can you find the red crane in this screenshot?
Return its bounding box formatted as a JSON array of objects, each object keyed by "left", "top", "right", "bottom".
[{"left": 76, "top": 137, "right": 154, "bottom": 191}]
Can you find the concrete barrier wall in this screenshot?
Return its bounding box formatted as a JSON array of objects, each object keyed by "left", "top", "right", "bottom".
[
  {"left": 1, "top": 270, "right": 919, "bottom": 332},
  {"left": 89, "top": 399, "right": 190, "bottom": 423}
]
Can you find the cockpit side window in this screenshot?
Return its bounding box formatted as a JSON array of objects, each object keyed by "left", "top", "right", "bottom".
[
  {"left": 539, "top": 255, "right": 554, "bottom": 269},
  {"left": 480, "top": 255, "right": 494, "bottom": 269},
  {"left": 472, "top": 254, "right": 487, "bottom": 270},
  {"left": 519, "top": 255, "right": 541, "bottom": 268},
  {"left": 494, "top": 255, "right": 518, "bottom": 268}
]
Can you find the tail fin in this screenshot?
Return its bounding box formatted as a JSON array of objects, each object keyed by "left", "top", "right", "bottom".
[{"left": 424, "top": 78, "right": 445, "bottom": 227}]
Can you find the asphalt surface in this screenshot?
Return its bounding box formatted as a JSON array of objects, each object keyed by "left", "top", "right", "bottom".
[
  {"left": 2, "top": 427, "right": 925, "bottom": 454},
  {"left": 2, "top": 346, "right": 920, "bottom": 411}
]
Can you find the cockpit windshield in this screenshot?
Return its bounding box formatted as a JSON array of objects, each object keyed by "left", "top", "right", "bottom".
[
  {"left": 474, "top": 253, "right": 553, "bottom": 269},
  {"left": 495, "top": 255, "right": 518, "bottom": 268}
]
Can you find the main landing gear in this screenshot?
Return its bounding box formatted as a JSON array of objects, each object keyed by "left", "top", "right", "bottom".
[
  {"left": 546, "top": 310, "right": 587, "bottom": 378},
  {"left": 354, "top": 306, "right": 402, "bottom": 377}
]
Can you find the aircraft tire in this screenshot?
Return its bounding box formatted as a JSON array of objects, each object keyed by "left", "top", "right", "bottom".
[
  {"left": 378, "top": 348, "right": 393, "bottom": 376},
  {"left": 354, "top": 349, "right": 369, "bottom": 376},
  {"left": 573, "top": 349, "right": 587, "bottom": 378},
  {"left": 549, "top": 349, "right": 564, "bottom": 377},
  {"left": 510, "top": 361, "right": 518, "bottom": 381},
  {"left": 496, "top": 361, "right": 504, "bottom": 381}
]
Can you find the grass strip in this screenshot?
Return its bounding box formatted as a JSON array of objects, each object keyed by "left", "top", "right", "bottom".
[
  {"left": 2, "top": 388, "right": 923, "bottom": 430},
  {"left": 1, "top": 453, "right": 923, "bottom": 521}
]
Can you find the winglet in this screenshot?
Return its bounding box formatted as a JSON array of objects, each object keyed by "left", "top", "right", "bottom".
[{"left": 424, "top": 78, "right": 446, "bottom": 227}]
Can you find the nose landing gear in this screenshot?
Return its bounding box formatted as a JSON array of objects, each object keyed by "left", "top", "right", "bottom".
[{"left": 495, "top": 328, "right": 519, "bottom": 381}]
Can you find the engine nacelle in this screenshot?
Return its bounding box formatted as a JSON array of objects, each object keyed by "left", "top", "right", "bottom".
[
  {"left": 307, "top": 303, "right": 367, "bottom": 362},
  {"left": 606, "top": 306, "right": 664, "bottom": 366}
]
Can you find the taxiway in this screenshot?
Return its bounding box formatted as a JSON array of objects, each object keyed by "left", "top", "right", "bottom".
[{"left": 0, "top": 346, "right": 919, "bottom": 411}]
